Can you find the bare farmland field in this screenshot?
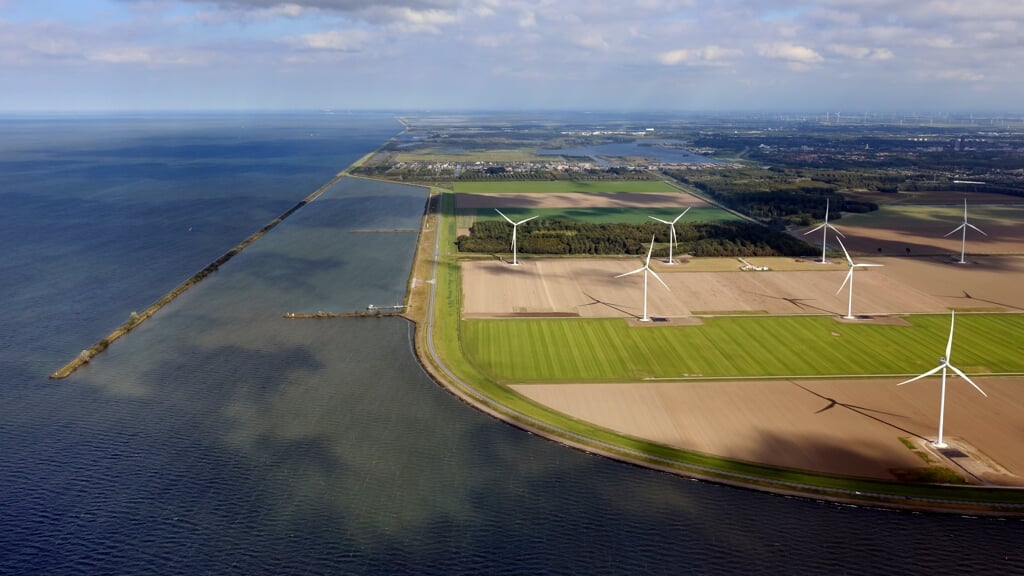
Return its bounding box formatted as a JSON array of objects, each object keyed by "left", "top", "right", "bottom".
[
  {"left": 455, "top": 191, "right": 711, "bottom": 210},
  {"left": 461, "top": 256, "right": 1024, "bottom": 319},
  {"left": 513, "top": 377, "right": 1024, "bottom": 485},
  {"left": 800, "top": 205, "right": 1024, "bottom": 256}
]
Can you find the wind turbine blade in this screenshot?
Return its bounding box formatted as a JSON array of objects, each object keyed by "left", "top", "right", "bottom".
[
  {"left": 649, "top": 268, "right": 670, "bottom": 291},
  {"left": 855, "top": 263, "right": 885, "bottom": 268},
  {"left": 836, "top": 269, "right": 853, "bottom": 295},
  {"left": 826, "top": 223, "right": 846, "bottom": 238},
  {"left": 898, "top": 364, "right": 944, "bottom": 386},
  {"left": 517, "top": 215, "right": 539, "bottom": 225},
  {"left": 948, "top": 364, "right": 989, "bottom": 398},
  {"left": 803, "top": 223, "right": 825, "bottom": 235},
  {"left": 945, "top": 310, "right": 955, "bottom": 360},
  {"left": 649, "top": 216, "right": 672, "bottom": 224},
  {"left": 966, "top": 223, "right": 987, "bottom": 236},
  {"left": 944, "top": 224, "right": 965, "bottom": 237},
  {"left": 615, "top": 267, "right": 646, "bottom": 278},
  {"left": 644, "top": 234, "right": 656, "bottom": 265},
  {"left": 672, "top": 207, "right": 690, "bottom": 224},
  {"left": 494, "top": 209, "right": 515, "bottom": 224},
  {"left": 836, "top": 237, "right": 854, "bottom": 266}
]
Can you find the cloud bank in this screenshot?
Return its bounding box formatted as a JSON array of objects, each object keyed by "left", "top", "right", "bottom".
[{"left": 1, "top": 0, "right": 1021, "bottom": 110}]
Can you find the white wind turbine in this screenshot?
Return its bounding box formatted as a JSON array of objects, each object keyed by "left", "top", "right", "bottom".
[
  {"left": 945, "top": 198, "right": 987, "bottom": 264},
  {"left": 835, "top": 237, "right": 883, "bottom": 319},
  {"left": 803, "top": 198, "right": 845, "bottom": 263},
  {"left": 495, "top": 209, "right": 538, "bottom": 266},
  {"left": 615, "top": 235, "right": 669, "bottom": 322},
  {"left": 898, "top": 311, "right": 987, "bottom": 448},
  {"left": 648, "top": 207, "right": 690, "bottom": 264}
]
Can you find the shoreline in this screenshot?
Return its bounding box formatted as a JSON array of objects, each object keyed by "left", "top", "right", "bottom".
[
  {"left": 402, "top": 187, "right": 1024, "bottom": 516},
  {"left": 49, "top": 129, "right": 1024, "bottom": 514}
]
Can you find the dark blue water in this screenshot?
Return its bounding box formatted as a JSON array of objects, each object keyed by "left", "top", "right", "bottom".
[{"left": 1, "top": 114, "right": 1022, "bottom": 575}]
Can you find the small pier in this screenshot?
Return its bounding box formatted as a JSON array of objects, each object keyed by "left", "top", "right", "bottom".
[{"left": 284, "top": 304, "right": 406, "bottom": 319}]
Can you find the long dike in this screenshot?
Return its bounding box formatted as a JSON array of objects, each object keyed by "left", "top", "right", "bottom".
[{"left": 50, "top": 168, "right": 353, "bottom": 380}]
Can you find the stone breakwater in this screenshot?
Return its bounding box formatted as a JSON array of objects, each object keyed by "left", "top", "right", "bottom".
[{"left": 50, "top": 171, "right": 348, "bottom": 379}]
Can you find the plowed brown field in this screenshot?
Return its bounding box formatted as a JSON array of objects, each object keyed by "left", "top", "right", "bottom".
[
  {"left": 455, "top": 191, "right": 709, "bottom": 210},
  {"left": 462, "top": 256, "right": 1024, "bottom": 318},
  {"left": 513, "top": 377, "right": 1024, "bottom": 484}
]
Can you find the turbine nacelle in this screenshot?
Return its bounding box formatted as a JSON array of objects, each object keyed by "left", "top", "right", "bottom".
[{"left": 648, "top": 207, "right": 689, "bottom": 264}]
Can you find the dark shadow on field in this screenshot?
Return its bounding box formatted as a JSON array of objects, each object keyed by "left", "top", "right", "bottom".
[
  {"left": 484, "top": 258, "right": 530, "bottom": 272},
  {"left": 791, "top": 382, "right": 928, "bottom": 442},
  {"left": 580, "top": 291, "right": 636, "bottom": 317},
  {"left": 747, "top": 291, "right": 839, "bottom": 315},
  {"left": 944, "top": 290, "right": 1024, "bottom": 312},
  {"left": 748, "top": 427, "right": 918, "bottom": 482}
]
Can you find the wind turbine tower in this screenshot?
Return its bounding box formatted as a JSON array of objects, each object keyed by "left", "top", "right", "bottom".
[
  {"left": 495, "top": 209, "right": 538, "bottom": 266},
  {"left": 615, "top": 236, "right": 670, "bottom": 322},
  {"left": 945, "top": 198, "right": 987, "bottom": 264},
  {"left": 648, "top": 207, "right": 690, "bottom": 264},
  {"left": 898, "top": 311, "right": 988, "bottom": 448},
  {"left": 835, "top": 238, "right": 883, "bottom": 319},
  {"left": 803, "top": 198, "right": 844, "bottom": 263}
]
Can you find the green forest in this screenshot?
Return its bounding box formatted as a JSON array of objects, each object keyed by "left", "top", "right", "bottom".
[
  {"left": 456, "top": 219, "right": 813, "bottom": 258},
  {"left": 664, "top": 168, "right": 879, "bottom": 227}
]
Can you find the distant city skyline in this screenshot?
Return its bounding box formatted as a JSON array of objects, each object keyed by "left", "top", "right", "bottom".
[{"left": 2, "top": 0, "right": 1023, "bottom": 112}]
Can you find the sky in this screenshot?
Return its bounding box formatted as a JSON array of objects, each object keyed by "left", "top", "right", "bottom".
[{"left": 2, "top": 0, "right": 1023, "bottom": 112}]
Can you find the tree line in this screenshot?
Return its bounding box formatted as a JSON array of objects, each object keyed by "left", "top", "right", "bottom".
[{"left": 456, "top": 219, "right": 813, "bottom": 258}]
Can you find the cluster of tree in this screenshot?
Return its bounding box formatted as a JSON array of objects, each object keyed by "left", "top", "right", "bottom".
[
  {"left": 456, "top": 219, "right": 813, "bottom": 258},
  {"left": 666, "top": 169, "right": 877, "bottom": 227},
  {"left": 900, "top": 180, "right": 1024, "bottom": 198}
]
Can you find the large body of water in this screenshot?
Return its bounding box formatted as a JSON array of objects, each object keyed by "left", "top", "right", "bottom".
[{"left": 1, "top": 113, "right": 1021, "bottom": 575}]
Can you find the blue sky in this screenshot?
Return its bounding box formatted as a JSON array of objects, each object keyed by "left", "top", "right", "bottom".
[{"left": 2, "top": 0, "right": 1022, "bottom": 111}]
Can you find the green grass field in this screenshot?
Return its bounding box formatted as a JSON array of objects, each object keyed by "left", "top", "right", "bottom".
[
  {"left": 840, "top": 204, "right": 1024, "bottom": 230},
  {"left": 452, "top": 180, "right": 679, "bottom": 194},
  {"left": 462, "top": 314, "right": 1024, "bottom": 383},
  {"left": 457, "top": 206, "right": 740, "bottom": 224}
]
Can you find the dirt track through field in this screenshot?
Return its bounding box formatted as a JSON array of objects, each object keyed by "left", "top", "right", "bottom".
[{"left": 513, "top": 377, "right": 1024, "bottom": 484}]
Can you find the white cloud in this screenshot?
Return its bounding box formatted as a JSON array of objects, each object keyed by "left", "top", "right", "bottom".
[
  {"left": 757, "top": 42, "right": 824, "bottom": 64},
  {"left": 828, "top": 43, "right": 893, "bottom": 61},
  {"left": 658, "top": 44, "right": 741, "bottom": 65},
  {"left": 89, "top": 47, "right": 154, "bottom": 64},
  {"left": 294, "top": 29, "right": 372, "bottom": 51},
  {"left": 518, "top": 10, "right": 537, "bottom": 29},
  {"left": 377, "top": 7, "right": 462, "bottom": 34},
  {"left": 926, "top": 69, "right": 985, "bottom": 82}
]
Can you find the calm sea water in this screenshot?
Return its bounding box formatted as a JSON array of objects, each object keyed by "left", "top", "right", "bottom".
[{"left": 1, "top": 113, "right": 1021, "bottom": 575}]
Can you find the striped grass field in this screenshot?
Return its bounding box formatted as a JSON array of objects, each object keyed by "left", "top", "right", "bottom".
[
  {"left": 462, "top": 314, "right": 1024, "bottom": 383},
  {"left": 452, "top": 180, "right": 679, "bottom": 194}
]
